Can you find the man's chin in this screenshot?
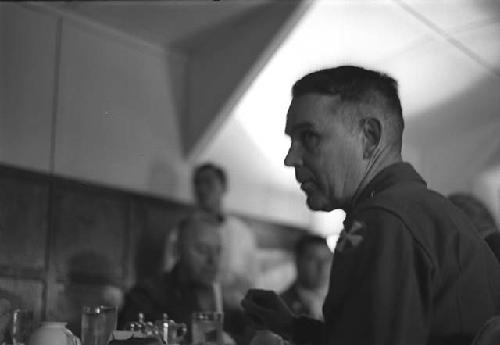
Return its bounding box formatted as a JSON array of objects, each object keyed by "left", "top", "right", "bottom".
[{"left": 306, "top": 196, "right": 333, "bottom": 212}]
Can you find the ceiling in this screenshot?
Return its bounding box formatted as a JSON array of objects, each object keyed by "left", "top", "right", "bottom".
[
  {"left": 44, "top": 0, "right": 272, "bottom": 48},
  {"left": 200, "top": 0, "right": 500, "bottom": 194},
  {"left": 37, "top": 0, "right": 500, "bottom": 223}
]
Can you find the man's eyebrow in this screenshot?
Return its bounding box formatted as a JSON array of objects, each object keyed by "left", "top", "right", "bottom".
[{"left": 285, "top": 122, "right": 315, "bottom": 136}]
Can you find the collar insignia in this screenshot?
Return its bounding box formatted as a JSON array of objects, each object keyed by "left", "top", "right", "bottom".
[{"left": 335, "top": 220, "right": 365, "bottom": 253}]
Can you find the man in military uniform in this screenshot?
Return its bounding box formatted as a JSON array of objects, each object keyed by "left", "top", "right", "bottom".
[{"left": 242, "top": 66, "right": 500, "bottom": 345}]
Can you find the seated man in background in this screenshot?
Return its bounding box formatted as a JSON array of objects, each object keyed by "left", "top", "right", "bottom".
[
  {"left": 164, "top": 163, "right": 258, "bottom": 310},
  {"left": 120, "top": 213, "right": 247, "bottom": 344},
  {"left": 280, "top": 234, "right": 331, "bottom": 320},
  {"left": 448, "top": 192, "right": 500, "bottom": 262}
]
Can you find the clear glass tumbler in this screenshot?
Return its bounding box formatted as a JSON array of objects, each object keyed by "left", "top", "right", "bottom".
[
  {"left": 81, "top": 305, "right": 117, "bottom": 345},
  {"left": 191, "top": 312, "right": 223, "bottom": 345}
]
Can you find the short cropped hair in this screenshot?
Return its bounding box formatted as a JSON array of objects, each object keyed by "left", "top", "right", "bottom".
[
  {"left": 292, "top": 65, "right": 404, "bottom": 151},
  {"left": 294, "top": 233, "right": 328, "bottom": 258},
  {"left": 193, "top": 162, "right": 228, "bottom": 189}
]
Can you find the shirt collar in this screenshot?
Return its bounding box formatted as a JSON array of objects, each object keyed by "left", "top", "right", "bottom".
[{"left": 353, "top": 162, "right": 426, "bottom": 208}]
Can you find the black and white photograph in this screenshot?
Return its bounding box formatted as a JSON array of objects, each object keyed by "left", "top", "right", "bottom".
[{"left": 1, "top": 1, "right": 500, "bottom": 345}]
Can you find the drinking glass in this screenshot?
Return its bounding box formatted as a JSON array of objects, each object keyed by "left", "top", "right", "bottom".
[
  {"left": 155, "top": 319, "right": 187, "bottom": 345},
  {"left": 81, "top": 306, "right": 117, "bottom": 345},
  {"left": 11, "top": 308, "right": 33, "bottom": 345},
  {"left": 191, "top": 312, "right": 223, "bottom": 345}
]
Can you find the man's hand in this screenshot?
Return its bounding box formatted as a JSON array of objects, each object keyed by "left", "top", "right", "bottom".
[{"left": 241, "top": 289, "right": 295, "bottom": 340}]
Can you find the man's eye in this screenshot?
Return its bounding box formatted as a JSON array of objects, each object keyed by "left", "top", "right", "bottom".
[{"left": 301, "top": 131, "right": 319, "bottom": 150}]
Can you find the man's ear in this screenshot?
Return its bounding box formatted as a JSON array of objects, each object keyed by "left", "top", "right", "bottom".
[{"left": 360, "top": 117, "right": 381, "bottom": 159}]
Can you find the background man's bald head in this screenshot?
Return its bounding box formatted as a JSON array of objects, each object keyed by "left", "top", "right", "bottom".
[{"left": 176, "top": 212, "right": 222, "bottom": 287}]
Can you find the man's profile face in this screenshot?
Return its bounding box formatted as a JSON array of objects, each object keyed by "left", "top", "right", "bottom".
[
  {"left": 194, "top": 169, "right": 225, "bottom": 213},
  {"left": 179, "top": 221, "right": 222, "bottom": 287},
  {"left": 296, "top": 243, "right": 332, "bottom": 290},
  {"left": 284, "top": 94, "right": 365, "bottom": 211}
]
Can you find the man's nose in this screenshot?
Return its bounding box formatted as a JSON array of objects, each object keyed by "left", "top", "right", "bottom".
[{"left": 284, "top": 144, "right": 302, "bottom": 167}]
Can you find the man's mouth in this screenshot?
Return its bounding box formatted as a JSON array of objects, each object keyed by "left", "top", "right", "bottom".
[{"left": 300, "top": 181, "right": 315, "bottom": 192}]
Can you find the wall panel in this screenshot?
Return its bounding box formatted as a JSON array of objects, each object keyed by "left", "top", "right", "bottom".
[
  {"left": 51, "top": 183, "right": 128, "bottom": 284},
  {"left": 0, "top": 4, "right": 56, "bottom": 171},
  {"left": 0, "top": 168, "right": 48, "bottom": 273},
  {"left": 54, "top": 19, "right": 189, "bottom": 201}
]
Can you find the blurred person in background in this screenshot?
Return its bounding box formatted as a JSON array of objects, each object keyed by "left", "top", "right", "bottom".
[
  {"left": 59, "top": 251, "right": 124, "bottom": 335},
  {"left": 280, "top": 234, "right": 331, "bottom": 320},
  {"left": 448, "top": 192, "right": 500, "bottom": 262},
  {"left": 0, "top": 289, "right": 23, "bottom": 344},
  {"left": 164, "top": 163, "right": 258, "bottom": 310},
  {"left": 121, "top": 213, "right": 247, "bottom": 344}
]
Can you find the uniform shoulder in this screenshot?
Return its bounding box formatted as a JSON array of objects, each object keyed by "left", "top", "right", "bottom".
[{"left": 348, "top": 203, "right": 435, "bottom": 268}]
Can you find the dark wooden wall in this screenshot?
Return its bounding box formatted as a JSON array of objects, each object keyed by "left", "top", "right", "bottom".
[{"left": 0, "top": 164, "right": 305, "bottom": 334}]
